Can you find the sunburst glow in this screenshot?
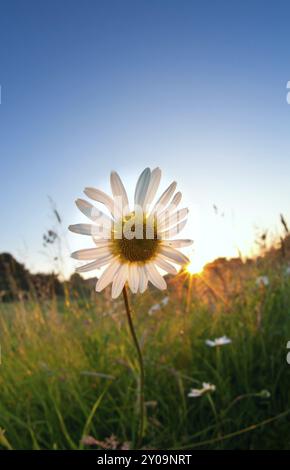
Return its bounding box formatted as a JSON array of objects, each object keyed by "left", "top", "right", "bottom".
[{"left": 186, "top": 257, "right": 205, "bottom": 275}]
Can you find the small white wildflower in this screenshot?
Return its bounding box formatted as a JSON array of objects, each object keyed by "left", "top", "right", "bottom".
[
  {"left": 188, "top": 382, "right": 216, "bottom": 398},
  {"left": 285, "top": 266, "right": 290, "bottom": 276},
  {"left": 161, "top": 296, "right": 169, "bottom": 306},
  {"left": 148, "top": 303, "right": 161, "bottom": 315},
  {"left": 205, "top": 335, "right": 232, "bottom": 347},
  {"left": 148, "top": 297, "right": 169, "bottom": 315},
  {"left": 256, "top": 276, "right": 269, "bottom": 287}
]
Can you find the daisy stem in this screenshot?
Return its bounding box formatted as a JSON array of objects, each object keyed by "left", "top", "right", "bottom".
[{"left": 122, "top": 285, "right": 145, "bottom": 449}]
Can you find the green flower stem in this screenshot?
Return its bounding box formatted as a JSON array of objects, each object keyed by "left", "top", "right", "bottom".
[{"left": 122, "top": 285, "right": 145, "bottom": 449}]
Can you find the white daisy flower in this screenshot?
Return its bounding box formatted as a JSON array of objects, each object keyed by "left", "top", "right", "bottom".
[
  {"left": 205, "top": 335, "right": 232, "bottom": 347},
  {"left": 188, "top": 382, "right": 216, "bottom": 398},
  {"left": 69, "top": 167, "right": 193, "bottom": 298},
  {"left": 256, "top": 276, "right": 269, "bottom": 287}
]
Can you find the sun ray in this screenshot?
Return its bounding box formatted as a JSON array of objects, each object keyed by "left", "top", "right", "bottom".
[{"left": 186, "top": 256, "right": 205, "bottom": 275}]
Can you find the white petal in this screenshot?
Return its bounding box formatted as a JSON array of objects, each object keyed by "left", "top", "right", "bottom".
[
  {"left": 163, "top": 239, "right": 193, "bottom": 248},
  {"left": 158, "top": 208, "right": 189, "bottom": 231},
  {"left": 138, "top": 265, "right": 148, "bottom": 293},
  {"left": 75, "top": 199, "right": 112, "bottom": 227},
  {"left": 134, "top": 168, "right": 151, "bottom": 209},
  {"left": 145, "top": 263, "right": 167, "bottom": 290},
  {"left": 154, "top": 256, "right": 177, "bottom": 274},
  {"left": 171, "top": 191, "right": 182, "bottom": 207},
  {"left": 84, "top": 187, "right": 115, "bottom": 216},
  {"left": 151, "top": 181, "right": 177, "bottom": 214},
  {"left": 71, "top": 246, "right": 112, "bottom": 260},
  {"left": 96, "top": 225, "right": 113, "bottom": 239},
  {"left": 143, "top": 167, "right": 161, "bottom": 209},
  {"left": 159, "top": 219, "right": 187, "bottom": 238},
  {"left": 96, "top": 259, "right": 121, "bottom": 292},
  {"left": 158, "top": 246, "right": 189, "bottom": 265},
  {"left": 110, "top": 171, "right": 129, "bottom": 216},
  {"left": 111, "top": 263, "right": 129, "bottom": 299},
  {"left": 128, "top": 263, "right": 139, "bottom": 294},
  {"left": 76, "top": 255, "right": 113, "bottom": 273},
  {"left": 69, "top": 224, "right": 112, "bottom": 240},
  {"left": 188, "top": 389, "right": 203, "bottom": 398},
  {"left": 69, "top": 224, "right": 96, "bottom": 236},
  {"left": 93, "top": 239, "right": 111, "bottom": 247},
  {"left": 157, "top": 191, "right": 182, "bottom": 220}
]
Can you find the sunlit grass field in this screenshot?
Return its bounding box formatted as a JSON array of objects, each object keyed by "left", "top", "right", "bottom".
[{"left": 1, "top": 260, "right": 290, "bottom": 450}]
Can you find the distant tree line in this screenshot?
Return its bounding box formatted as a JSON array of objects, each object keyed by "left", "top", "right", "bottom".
[{"left": 0, "top": 253, "right": 91, "bottom": 302}]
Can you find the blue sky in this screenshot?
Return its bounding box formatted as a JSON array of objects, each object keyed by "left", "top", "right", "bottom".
[{"left": 1, "top": 0, "right": 290, "bottom": 275}]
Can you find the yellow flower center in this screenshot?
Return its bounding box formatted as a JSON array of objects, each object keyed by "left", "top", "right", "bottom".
[{"left": 112, "top": 212, "right": 160, "bottom": 262}]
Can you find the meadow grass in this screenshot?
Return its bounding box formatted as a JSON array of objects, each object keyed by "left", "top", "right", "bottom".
[{"left": 0, "top": 265, "right": 290, "bottom": 450}]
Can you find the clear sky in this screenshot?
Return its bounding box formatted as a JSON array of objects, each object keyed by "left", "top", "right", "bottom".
[{"left": 1, "top": 0, "right": 290, "bottom": 276}]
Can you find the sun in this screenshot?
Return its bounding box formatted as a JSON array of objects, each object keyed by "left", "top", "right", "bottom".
[{"left": 186, "top": 257, "right": 205, "bottom": 275}]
